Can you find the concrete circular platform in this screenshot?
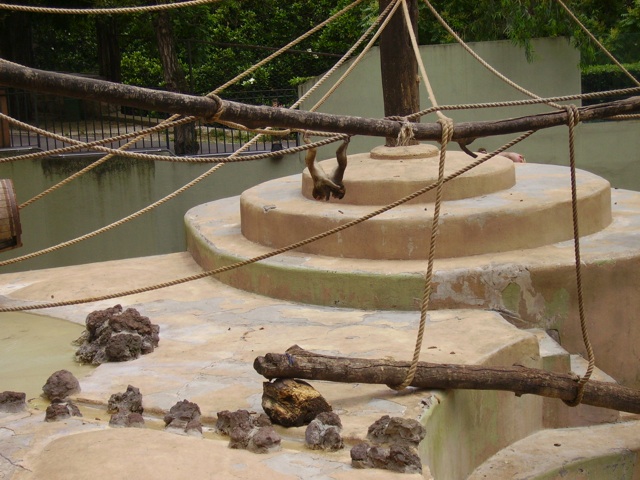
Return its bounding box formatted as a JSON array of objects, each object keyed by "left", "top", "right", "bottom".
[
  {"left": 300, "top": 150, "right": 516, "bottom": 205},
  {"left": 241, "top": 163, "right": 611, "bottom": 260}
]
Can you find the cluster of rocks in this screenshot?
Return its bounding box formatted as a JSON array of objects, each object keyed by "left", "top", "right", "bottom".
[
  {"left": 164, "top": 399, "right": 202, "bottom": 436},
  {"left": 74, "top": 304, "right": 160, "bottom": 365},
  {"left": 42, "top": 369, "right": 83, "bottom": 422},
  {"left": 107, "top": 385, "right": 145, "bottom": 428},
  {"left": 216, "top": 409, "right": 281, "bottom": 454},
  {"left": 350, "top": 415, "right": 425, "bottom": 474}
]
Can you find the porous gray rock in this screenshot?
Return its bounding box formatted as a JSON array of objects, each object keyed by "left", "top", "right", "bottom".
[
  {"left": 45, "top": 399, "right": 82, "bottom": 422},
  {"left": 216, "top": 409, "right": 281, "bottom": 454},
  {"left": 305, "top": 411, "right": 344, "bottom": 451},
  {"left": 164, "top": 400, "right": 202, "bottom": 436},
  {"left": 262, "top": 378, "right": 331, "bottom": 427},
  {"left": 367, "top": 415, "right": 426, "bottom": 448},
  {"left": 0, "top": 391, "right": 27, "bottom": 413},
  {"left": 248, "top": 426, "right": 281, "bottom": 454},
  {"left": 42, "top": 370, "right": 80, "bottom": 401},
  {"left": 351, "top": 415, "right": 425, "bottom": 474},
  {"left": 107, "top": 385, "right": 144, "bottom": 427},
  {"left": 75, "top": 304, "right": 159, "bottom": 365},
  {"left": 107, "top": 385, "right": 143, "bottom": 414}
]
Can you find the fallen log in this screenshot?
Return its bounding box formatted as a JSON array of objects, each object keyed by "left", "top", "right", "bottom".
[{"left": 254, "top": 345, "right": 640, "bottom": 414}]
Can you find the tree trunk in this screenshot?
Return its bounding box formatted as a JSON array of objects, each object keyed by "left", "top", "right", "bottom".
[
  {"left": 96, "top": 16, "right": 121, "bottom": 83},
  {"left": 152, "top": 10, "right": 198, "bottom": 155},
  {"left": 379, "top": 0, "right": 419, "bottom": 146},
  {"left": 253, "top": 345, "right": 640, "bottom": 414}
]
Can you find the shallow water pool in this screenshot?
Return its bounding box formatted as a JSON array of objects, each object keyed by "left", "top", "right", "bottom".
[{"left": 0, "top": 312, "right": 94, "bottom": 401}]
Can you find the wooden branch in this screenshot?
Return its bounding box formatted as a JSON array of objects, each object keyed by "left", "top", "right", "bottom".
[
  {"left": 2, "top": 60, "right": 640, "bottom": 142},
  {"left": 254, "top": 345, "right": 640, "bottom": 414}
]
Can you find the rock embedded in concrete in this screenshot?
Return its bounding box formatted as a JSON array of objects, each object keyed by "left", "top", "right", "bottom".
[
  {"left": 164, "top": 399, "right": 202, "bottom": 436},
  {"left": 262, "top": 378, "right": 331, "bottom": 427},
  {"left": 305, "top": 411, "right": 344, "bottom": 451},
  {"left": 351, "top": 415, "right": 425, "bottom": 474},
  {"left": 75, "top": 304, "right": 159, "bottom": 365},
  {"left": 216, "top": 409, "right": 281, "bottom": 454},
  {"left": 367, "top": 415, "right": 426, "bottom": 448},
  {"left": 107, "top": 385, "right": 144, "bottom": 427},
  {"left": 107, "top": 385, "right": 144, "bottom": 414},
  {"left": 45, "top": 399, "right": 82, "bottom": 422},
  {"left": 0, "top": 391, "right": 27, "bottom": 413},
  {"left": 350, "top": 442, "right": 422, "bottom": 474},
  {"left": 109, "top": 411, "right": 145, "bottom": 428},
  {"left": 42, "top": 369, "right": 80, "bottom": 401}
]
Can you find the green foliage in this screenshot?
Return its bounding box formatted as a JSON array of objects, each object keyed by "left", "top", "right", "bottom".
[
  {"left": 581, "top": 62, "right": 640, "bottom": 97},
  {"left": 120, "top": 51, "right": 164, "bottom": 88},
  {"left": 4, "top": 0, "right": 640, "bottom": 96}
]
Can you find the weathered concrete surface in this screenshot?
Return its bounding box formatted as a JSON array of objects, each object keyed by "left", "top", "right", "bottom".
[
  {"left": 0, "top": 252, "right": 552, "bottom": 480},
  {"left": 468, "top": 421, "right": 640, "bottom": 479}
]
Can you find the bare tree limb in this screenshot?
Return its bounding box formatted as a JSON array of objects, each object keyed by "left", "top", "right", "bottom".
[
  {"left": 254, "top": 345, "right": 640, "bottom": 414},
  {"left": 2, "top": 60, "right": 640, "bottom": 142}
]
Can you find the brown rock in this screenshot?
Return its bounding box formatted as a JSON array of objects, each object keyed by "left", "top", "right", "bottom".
[
  {"left": 42, "top": 370, "right": 80, "bottom": 401},
  {"left": 262, "top": 378, "right": 331, "bottom": 427},
  {"left": 75, "top": 305, "right": 159, "bottom": 365},
  {"left": 45, "top": 400, "right": 82, "bottom": 422},
  {"left": 0, "top": 391, "right": 27, "bottom": 413}
]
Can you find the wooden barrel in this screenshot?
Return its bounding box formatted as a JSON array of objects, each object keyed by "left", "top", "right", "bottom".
[{"left": 0, "top": 179, "right": 21, "bottom": 252}]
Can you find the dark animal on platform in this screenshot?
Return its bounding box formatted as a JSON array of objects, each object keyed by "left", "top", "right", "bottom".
[{"left": 304, "top": 134, "right": 350, "bottom": 201}]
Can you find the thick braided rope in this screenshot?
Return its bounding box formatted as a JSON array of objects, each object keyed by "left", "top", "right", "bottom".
[
  {"left": 0, "top": 162, "right": 224, "bottom": 268},
  {"left": 0, "top": 136, "right": 347, "bottom": 268},
  {"left": 0, "top": 113, "right": 332, "bottom": 166},
  {"left": 388, "top": 86, "right": 640, "bottom": 122},
  {"left": 0, "top": 0, "right": 222, "bottom": 15},
  {"left": 562, "top": 104, "right": 595, "bottom": 407},
  {"left": 555, "top": 0, "right": 640, "bottom": 87},
  {"left": 389, "top": 116, "right": 453, "bottom": 391},
  {"left": 0, "top": 130, "right": 535, "bottom": 312},
  {"left": 421, "top": 0, "right": 563, "bottom": 111}
]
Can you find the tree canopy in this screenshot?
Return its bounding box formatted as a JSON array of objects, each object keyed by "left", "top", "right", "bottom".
[{"left": 1, "top": 0, "right": 639, "bottom": 98}]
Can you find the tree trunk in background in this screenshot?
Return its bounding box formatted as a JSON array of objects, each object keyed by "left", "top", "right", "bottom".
[
  {"left": 152, "top": 10, "right": 199, "bottom": 155},
  {"left": 96, "top": 16, "right": 121, "bottom": 83},
  {"left": 379, "top": 0, "right": 420, "bottom": 146}
]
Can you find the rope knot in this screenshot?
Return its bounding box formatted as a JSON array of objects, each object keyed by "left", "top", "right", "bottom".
[
  {"left": 396, "top": 119, "right": 416, "bottom": 146},
  {"left": 564, "top": 104, "right": 581, "bottom": 128},
  {"left": 437, "top": 116, "right": 454, "bottom": 147}
]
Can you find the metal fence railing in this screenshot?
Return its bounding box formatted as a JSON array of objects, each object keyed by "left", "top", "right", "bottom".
[{"left": 0, "top": 88, "right": 299, "bottom": 157}]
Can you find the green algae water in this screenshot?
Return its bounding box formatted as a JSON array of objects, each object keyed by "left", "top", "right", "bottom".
[{"left": 0, "top": 312, "right": 93, "bottom": 401}]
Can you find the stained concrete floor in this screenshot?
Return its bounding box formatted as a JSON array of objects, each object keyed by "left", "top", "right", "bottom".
[
  {"left": 1, "top": 252, "right": 442, "bottom": 479},
  {"left": 2, "top": 250, "right": 640, "bottom": 479}
]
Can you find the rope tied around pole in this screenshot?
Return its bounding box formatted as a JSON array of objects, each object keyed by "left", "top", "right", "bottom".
[
  {"left": 396, "top": 119, "right": 416, "bottom": 146},
  {"left": 562, "top": 104, "right": 595, "bottom": 407},
  {"left": 388, "top": 116, "right": 454, "bottom": 391}
]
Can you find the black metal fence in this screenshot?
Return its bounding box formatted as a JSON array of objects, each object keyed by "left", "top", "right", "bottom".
[{"left": 0, "top": 88, "right": 299, "bottom": 157}]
